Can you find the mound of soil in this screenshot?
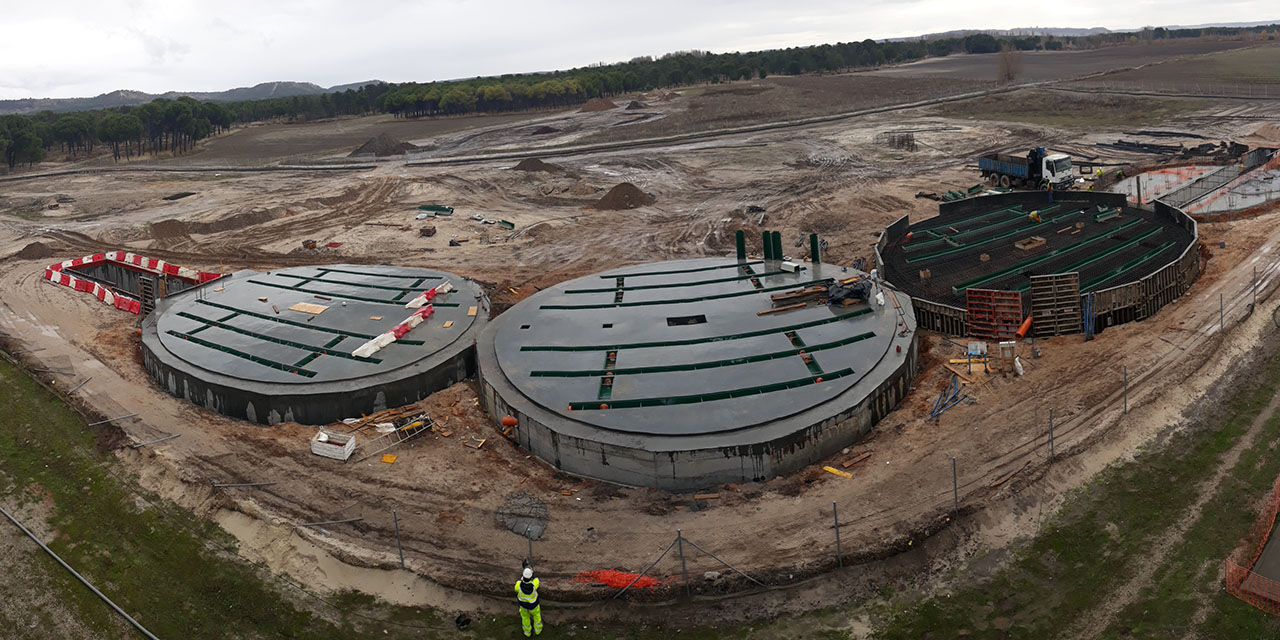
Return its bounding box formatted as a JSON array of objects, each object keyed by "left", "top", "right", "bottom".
[
  {"left": 579, "top": 98, "right": 618, "bottom": 113},
  {"left": 592, "top": 183, "right": 655, "bottom": 210},
  {"left": 625, "top": 100, "right": 649, "bottom": 110},
  {"left": 16, "top": 242, "right": 54, "bottom": 260},
  {"left": 529, "top": 125, "right": 561, "bottom": 136},
  {"left": 149, "top": 219, "right": 189, "bottom": 239},
  {"left": 511, "top": 158, "right": 564, "bottom": 173},
  {"left": 349, "top": 133, "right": 418, "bottom": 157}
]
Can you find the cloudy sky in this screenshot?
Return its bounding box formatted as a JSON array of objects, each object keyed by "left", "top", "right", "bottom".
[{"left": 1, "top": 0, "right": 1275, "bottom": 99}]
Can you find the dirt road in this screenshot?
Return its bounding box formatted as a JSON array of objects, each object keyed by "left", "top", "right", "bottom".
[{"left": 1, "top": 47, "right": 1279, "bottom": 623}]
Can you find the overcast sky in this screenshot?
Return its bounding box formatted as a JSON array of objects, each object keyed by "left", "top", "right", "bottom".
[{"left": 1, "top": 0, "right": 1275, "bottom": 100}]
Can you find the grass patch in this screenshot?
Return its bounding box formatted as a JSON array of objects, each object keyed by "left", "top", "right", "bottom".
[
  {"left": 935, "top": 90, "right": 1204, "bottom": 128},
  {"left": 872, "top": 340, "right": 1280, "bottom": 638},
  {"left": 0, "top": 354, "right": 780, "bottom": 639},
  {"left": 2, "top": 207, "right": 47, "bottom": 221}
]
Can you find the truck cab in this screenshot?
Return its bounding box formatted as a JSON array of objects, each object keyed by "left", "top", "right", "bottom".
[{"left": 1042, "top": 152, "right": 1073, "bottom": 190}]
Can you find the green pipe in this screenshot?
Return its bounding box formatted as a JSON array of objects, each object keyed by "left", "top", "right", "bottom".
[
  {"left": 810, "top": 233, "right": 821, "bottom": 263},
  {"left": 953, "top": 218, "right": 1144, "bottom": 292},
  {"left": 772, "top": 231, "right": 783, "bottom": 261},
  {"left": 736, "top": 230, "right": 746, "bottom": 260},
  {"left": 1012, "top": 227, "right": 1162, "bottom": 292},
  {"left": 1080, "top": 240, "right": 1176, "bottom": 292},
  {"left": 762, "top": 230, "right": 773, "bottom": 260},
  {"left": 907, "top": 207, "right": 1091, "bottom": 264}
]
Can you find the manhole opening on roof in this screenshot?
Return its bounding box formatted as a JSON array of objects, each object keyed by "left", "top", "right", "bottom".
[{"left": 666, "top": 314, "right": 707, "bottom": 327}]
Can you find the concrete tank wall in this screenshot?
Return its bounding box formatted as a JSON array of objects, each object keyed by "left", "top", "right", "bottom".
[{"left": 478, "top": 297, "right": 920, "bottom": 491}]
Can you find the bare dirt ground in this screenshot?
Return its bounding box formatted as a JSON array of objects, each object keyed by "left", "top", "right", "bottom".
[
  {"left": 2, "top": 38, "right": 1280, "bottom": 628},
  {"left": 872, "top": 38, "right": 1263, "bottom": 83}
]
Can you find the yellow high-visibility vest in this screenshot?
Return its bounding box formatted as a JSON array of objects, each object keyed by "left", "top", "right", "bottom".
[{"left": 515, "top": 578, "right": 539, "bottom": 605}]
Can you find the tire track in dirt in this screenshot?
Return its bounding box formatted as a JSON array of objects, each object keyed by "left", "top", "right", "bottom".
[{"left": 1065, "top": 391, "right": 1280, "bottom": 640}]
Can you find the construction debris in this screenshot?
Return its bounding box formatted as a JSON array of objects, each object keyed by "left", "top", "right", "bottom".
[{"left": 311, "top": 430, "right": 356, "bottom": 461}]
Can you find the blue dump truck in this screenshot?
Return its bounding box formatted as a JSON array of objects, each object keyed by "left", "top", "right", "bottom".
[{"left": 979, "top": 148, "right": 1074, "bottom": 190}]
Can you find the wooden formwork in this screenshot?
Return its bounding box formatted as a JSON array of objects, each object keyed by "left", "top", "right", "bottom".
[{"left": 1029, "top": 273, "right": 1082, "bottom": 337}]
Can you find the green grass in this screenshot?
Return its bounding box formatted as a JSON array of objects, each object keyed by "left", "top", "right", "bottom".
[
  {"left": 871, "top": 340, "right": 1280, "bottom": 639},
  {"left": 2, "top": 207, "right": 47, "bottom": 221},
  {"left": 0, "top": 354, "right": 778, "bottom": 639}
]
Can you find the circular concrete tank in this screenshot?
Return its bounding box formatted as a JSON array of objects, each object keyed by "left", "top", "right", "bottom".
[
  {"left": 477, "top": 258, "right": 918, "bottom": 490},
  {"left": 140, "top": 264, "right": 486, "bottom": 425}
]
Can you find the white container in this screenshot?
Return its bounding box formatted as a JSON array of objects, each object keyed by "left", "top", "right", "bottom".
[{"left": 311, "top": 430, "right": 356, "bottom": 461}]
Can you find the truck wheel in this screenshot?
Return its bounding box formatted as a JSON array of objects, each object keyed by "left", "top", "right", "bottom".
[
  {"left": 999, "top": 175, "right": 1010, "bottom": 188},
  {"left": 1039, "top": 180, "right": 1049, "bottom": 190}
]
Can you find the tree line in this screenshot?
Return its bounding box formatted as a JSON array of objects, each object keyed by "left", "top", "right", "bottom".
[{"left": 2, "top": 23, "right": 1276, "bottom": 171}]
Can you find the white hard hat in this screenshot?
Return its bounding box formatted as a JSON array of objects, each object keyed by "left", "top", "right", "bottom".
[{"left": 522, "top": 568, "right": 533, "bottom": 580}]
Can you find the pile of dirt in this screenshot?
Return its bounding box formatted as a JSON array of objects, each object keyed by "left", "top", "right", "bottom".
[
  {"left": 529, "top": 125, "right": 561, "bottom": 136},
  {"left": 625, "top": 100, "right": 649, "bottom": 110},
  {"left": 591, "top": 183, "right": 655, "bottom": 210},
  {"left": 149, "top": 219, "right": 189, "bottom": 239},
  {"left": 348, "top": 133, "right": 418, "bottom": 157},
  {"left": 579, "top": 98, "right": 618, "bottom": 113},
  {"left": 15, "top": 242, "right": 54, "bottom": 260},
  {"left": 511, "top": 158, "right": 564, "bottom": 173}
]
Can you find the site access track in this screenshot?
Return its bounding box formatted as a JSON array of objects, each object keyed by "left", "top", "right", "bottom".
[{"left": 1, "top": 44, "right": 1257, "bottom": 184}]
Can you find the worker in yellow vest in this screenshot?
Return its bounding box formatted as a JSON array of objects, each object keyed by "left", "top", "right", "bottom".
[{"left": 515, "top": 567, "right": 543, "bottom": 636}]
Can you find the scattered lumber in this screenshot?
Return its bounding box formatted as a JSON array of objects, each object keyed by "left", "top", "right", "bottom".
[
  {"left": 841, "top": 452, "right": 872, "bottom": 469},
  {"left": 943, "top": 364, "right": 975, "bottom": 383},
  {"left": 693, "top": 493, "right": 720, "bottom": 500},
  {"left": 771, "top": 285, "right": 827, "bottom": 305}
]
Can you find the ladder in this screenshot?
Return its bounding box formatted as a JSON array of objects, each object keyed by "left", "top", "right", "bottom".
[
  {"left": 139, "top": 277, "right": 157, "bottom": 316},
  {"left": 352, "top": 414, "right": 433, "bottom": 462}
]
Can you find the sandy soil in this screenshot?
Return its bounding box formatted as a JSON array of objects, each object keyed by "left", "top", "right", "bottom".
[
  {"left": 2, "top": 44, "right": 1279, "bottom": 624},
  {"left": 872, "top": 39, "right": 1262, "bottom": 83}
]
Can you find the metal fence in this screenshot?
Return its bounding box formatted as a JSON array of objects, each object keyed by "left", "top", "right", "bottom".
[{"left": 879, "top": 192, "right": 1200, "bottom": 339}]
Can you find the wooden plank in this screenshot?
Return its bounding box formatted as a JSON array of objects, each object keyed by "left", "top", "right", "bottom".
[
  {"left": 823, "top": 466, "right": 853, "bottom": 478},
  {"left": 442, "top": 320, "right": 454, "bottom": 328},
  {"left": 943, "top": 364, "right": 975, "bottom": 383},
  {"left": 693, "top": 493, "right": 720, "bottom": 500},
  {"left": 368, "top": 316, "right": 383, "bottom": 321},
  {"left": 467, "top": 306, "right": 478, "bottom": 317},
  {"left": 840, "top": 452, "right": 873, "bottom": 469},
  {"left": 289, "top": 302, "right": 329, "bottom": 315},
  {"left": 757, "top": 302, "right": 806, "bottom": 316}
]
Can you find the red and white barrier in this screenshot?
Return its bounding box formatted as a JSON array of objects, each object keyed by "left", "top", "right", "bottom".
[
  {"left": 404, "top": 281, "right": 453, "bottom": 308},
  {"left": 42, "top": 251, "right": 223, "bottom": 315},
  {"left": 353, "top": 304, "right": 435, "bottom": 358}
]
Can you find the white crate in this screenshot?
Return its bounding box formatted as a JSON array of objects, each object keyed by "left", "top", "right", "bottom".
[{"left": 311, "top": 430, "right": 355, "bottom": 461}]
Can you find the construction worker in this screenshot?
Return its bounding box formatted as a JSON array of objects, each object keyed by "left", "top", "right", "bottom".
[{"left": 515, "top": 567, "right": 543, "bottom": 637}]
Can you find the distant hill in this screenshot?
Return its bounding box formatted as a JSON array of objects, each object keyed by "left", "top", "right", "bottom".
[
  {"left": 889, "top": 27, "right": 1112, "bottom": 42},
  {"left": 0, "top": 80, "right": 386, "bottom": 115}
]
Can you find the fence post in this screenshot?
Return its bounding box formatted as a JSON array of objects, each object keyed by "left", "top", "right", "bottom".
[
  {"left": 677, "top": 529, "right": 691, "bottom": 598},
  {"left": 833, "top": 501, "right": 843, "bottom": 568},
  {"left": 392, "top": 509, "right": 405, "bottom": 570},
  {"left": 951, "top": 457, "right": 958, "bottom": 519}
]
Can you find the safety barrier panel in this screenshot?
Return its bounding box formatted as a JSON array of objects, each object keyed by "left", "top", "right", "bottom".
[
  {"left": 1224, "top": 472, "right": 1280, "bottom": 615},
  {"left": 42, "top": 251, "right": 222, "bottom": 315}
]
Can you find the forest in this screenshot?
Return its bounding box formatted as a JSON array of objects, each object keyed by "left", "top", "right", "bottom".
[{"left": 1, "top": 24, "right": 1275, "bottom": 170}]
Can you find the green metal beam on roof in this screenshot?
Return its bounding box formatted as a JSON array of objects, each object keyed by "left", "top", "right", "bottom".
[
  {"left": 953, "top": 218, "right": 1144, "bottom": 293},
  {"left": 530, "top": 331, "right": 874, "bottom": 377},
  {"left": 520, "top": 307, "right": 872, "bottom": 352},
  {"left": 567, "top": 368, "right": 855, "bottom": 410}
]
